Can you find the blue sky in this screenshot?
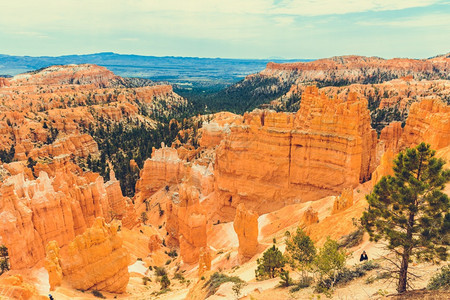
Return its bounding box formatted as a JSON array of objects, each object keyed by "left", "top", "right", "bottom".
[{"left": 0, "top": 0, "right": 449, "bottom": 59}]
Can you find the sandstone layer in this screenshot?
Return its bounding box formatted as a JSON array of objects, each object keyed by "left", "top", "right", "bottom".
[{"left": 214, "top": 86, "right": 377, "bottom": 220}]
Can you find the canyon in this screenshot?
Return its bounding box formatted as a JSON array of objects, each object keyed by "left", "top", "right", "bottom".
[{"left": 0, "top": 56, "right": 449, "bottom": 299}]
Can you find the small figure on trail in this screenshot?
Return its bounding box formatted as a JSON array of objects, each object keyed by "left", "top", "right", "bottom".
[{"left": 360, "top": 250, "right": 368, "bottom": 262}]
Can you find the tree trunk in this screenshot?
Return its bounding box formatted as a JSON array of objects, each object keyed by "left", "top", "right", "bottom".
[
  {"left": 398, "top": 251, "right": 409, "bottom": 293},
  {"left": 398, "top": 212, "right": 415, "bottom": 293}
]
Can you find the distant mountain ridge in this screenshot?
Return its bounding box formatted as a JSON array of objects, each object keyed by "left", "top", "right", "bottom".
[
  {"left": 0, "top": 52, "right": 310, "bottom": 88},
  {"left": 186, "top": 53, "right": 450, "bottom": 114}
]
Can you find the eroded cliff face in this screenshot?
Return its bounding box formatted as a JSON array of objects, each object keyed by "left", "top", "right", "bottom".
[
  {"left": 401, "top": 98, "right": 450, "bottom": 150},
  {"left": 166, "top": 183, "right": 207, "bottom": 264},
  {"left": 0, "top": 157, "right": 134, "bottom": 269},
  {"left": 11, "top": 64, "right": 119, "bottom": 87},
  {"left": 214, "top": 86, "right": 377, "bottom": 220},
  {"left": 135, "top": 146, "right": 185, "bottom": 202},
  {"left": 371, "top": 98, "right": 450, "bottom": 182},
  {"left": 45, "top": 218, "right": 129, "bottom": 293}
]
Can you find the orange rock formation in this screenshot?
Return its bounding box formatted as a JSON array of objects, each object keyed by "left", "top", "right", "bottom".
[
  {"left": 166, "top": 184, "right": 207, "bottom": 264},
  {"left": 0, "top": 157, "right": 134, "bottom": 269},
  {"left": 0, "top": 275, "right": 41, "bottom": 300},
  {"left": 300, "top": 206, "right": 319, "bottom": 227},
  {"left": 135, "top": 145, "right": 185, "bottom": 202},
  {"left": 233, "top": 203, "right": 259, "bottom": 262},
  {"left": 198, "top": 247, "right": 212, "bottom": 277},
  {"left": 332, "top": 188, "right": 354, "bottom": 214},
  {"left": 214, "top": 86, "right": 377, "bottom": 220},
  {"left": 401, "top": 98, "right": 450, "bottom": 150},
  {"left": 262, "top": 55, "right": 450, "bottom": 82},
  {"left": 45, "top": 218, "right": 129, "bottom": 293}
]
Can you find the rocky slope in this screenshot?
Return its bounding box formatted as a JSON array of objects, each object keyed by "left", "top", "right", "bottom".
[
  {"left": 0, "top": 64, "right": 185, "bottom": 271},
  {"left": 0, "top": 65, "right": 186, "bottom": 159}
]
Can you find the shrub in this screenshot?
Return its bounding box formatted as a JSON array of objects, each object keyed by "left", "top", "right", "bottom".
[
  {"left": 167, "top": 249, "right": 178, "bottom": 258},
  {"left": 203, "top": 272, "right": 244, "bottom": 297},
  {"left": 255, "top": 245, "right": 285, "bottom": 280},
  {"left": 154, "top": 266, "right": 167, "bottom": 277},
  {"left": 142, "top": 276, "right": 151, "bottom": 285},
  {"left": 365, "top": 271, "right": 390, "bottom": 284},
  {"left": 165, "top": 259, "right": 172, "bottom": 265},
  {"left": 140, "top": 212, "right": 148, "bottom": 224},
  {"left": 0, "top": 245, "right": 8, "bottom": 257},
  {"left": 427, "top": 265, "right": 450, "bottom": 290},
  {"left": 0, "top": 259, "right": 9, "bottom": 275},
  {"left": 232, "top": 281, "right": 246, "bottom": 298},
  {"left": 313, "top": 237, "right": 347, "bottom": 289},
  {"left": 173, "top": 272, "right": 185, "bottom": 282},
  {"left": 0, "top": 245, "right": 9, "bottom": 275},
  {"left": 290, "top": 276, "right": 313, "bottom": 292},
  {"left": 92, "top": 290, "right": 106, "bottom": 298},
  {"left": 316, "top": 261, "right": 380, "bottom": 291},
  {"left": 338, "top": 228, "right": 364, "bottom": 248},
  {"left": 160, "top": 274, "right": 171, "bottom": 289},
  {"left": 152, "top": 288, "right": 171, "bottom": 296}
]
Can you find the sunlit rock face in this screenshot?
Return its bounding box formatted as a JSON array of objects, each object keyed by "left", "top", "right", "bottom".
[
  {"left": 233, "top": 203, "right": 259, "bottom": 263},
  {"left": 0, "top": 157, "right": 135, "bottom": 269},
  {"left": 214, "top": 86, "right": 377, "bottom": 220},
  {"left": 45, "top": 218, "right": 129, "bottom": 293}
]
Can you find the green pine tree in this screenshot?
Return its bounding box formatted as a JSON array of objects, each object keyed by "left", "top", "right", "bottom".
[
  {"left": 255, "top": 245, "right": 285, "bottom": 279},
  {"left": 285, "top": 227, "right": 316, "bottom": 281},
  {"left": 361, "top": 143, "right": 450, "bottom": 293},
  {"left": 313, "top": 237, "right": 347, "bottom": 288}
]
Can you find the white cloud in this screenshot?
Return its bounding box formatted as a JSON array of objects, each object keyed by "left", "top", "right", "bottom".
[
  {"left": 271, "top": 0, "right": 441, "bottom": 16},
  {"left": 357, "top": 13, "right": 450, "bottom": 27},
  {"left": 0, "top": 0, "right": 443, "bottom": 24}
]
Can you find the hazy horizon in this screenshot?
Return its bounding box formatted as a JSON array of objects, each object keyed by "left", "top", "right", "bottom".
[
  {"left": 0, "top": 0, "right": 449, "bottom": 60},
  {"left": 1, "top": 51, "right": 449, "bottom": 61}
]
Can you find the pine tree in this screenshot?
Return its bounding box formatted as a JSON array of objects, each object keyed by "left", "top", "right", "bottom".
[
  {"left": 361, "top": 143, "right": 450, "bottom": 293},
  {"left": 255, "top": 245, "right": 285, "bottom": 279},
  {"left": 313, "top": 237, "right": 347, "bottom": 288},
  {"left": 285, "top": 227, "right": 316, "bottom": 281}
]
